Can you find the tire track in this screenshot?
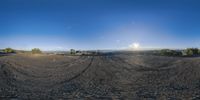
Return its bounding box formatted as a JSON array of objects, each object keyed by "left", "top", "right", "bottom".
[
  {"left": 99, "top": 56, "right": 134, "bottom": 99},
  {"left": 52, "top": 56, "right": 94, "bottom": 87},
  {"left": 71, "top": 56, "right": 113, "bottom": 99},
  {"left": 71, "top": 57, "right": 99, "bottom": 97},
  {"left": 109, "top": 56, "right": 136, "bottom": 73},
  {"left": 1, "top": 56, "right": 84, "bottom": 79}
]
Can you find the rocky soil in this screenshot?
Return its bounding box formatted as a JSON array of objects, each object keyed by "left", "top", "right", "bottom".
[{"left": 0, "top": 53, "right": 200, "bottom": 100}]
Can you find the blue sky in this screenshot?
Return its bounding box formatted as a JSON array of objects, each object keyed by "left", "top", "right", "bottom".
[{"left": 0, "top": 0, "right": 200, "bottom": 50}]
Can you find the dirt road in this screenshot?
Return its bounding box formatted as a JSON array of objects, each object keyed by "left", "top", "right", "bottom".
[{"left": 0, "top": 54, "right": 200, "bottom": 99}]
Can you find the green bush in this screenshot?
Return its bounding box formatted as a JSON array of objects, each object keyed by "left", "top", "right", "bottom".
[
  {"left": 3, "top": 48, "right": 15, "bottom": 53},
  {"left": 31, "top": 48, "right": 42, "bottom": 54}
]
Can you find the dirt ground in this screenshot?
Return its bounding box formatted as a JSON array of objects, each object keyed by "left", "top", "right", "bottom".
[{"left": 0, "top": 53, "right": 200, "bottom": 100}]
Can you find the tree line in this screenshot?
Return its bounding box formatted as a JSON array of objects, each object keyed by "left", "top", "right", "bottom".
[
  {"left": 1, "top": 47, "right": 200, "bottom": 57},
  {"left": 159, "top": 48, "right": 200, "bottom": 57},
  {"left": 0, "top": 48, "right": 42, "bottom": 54}
]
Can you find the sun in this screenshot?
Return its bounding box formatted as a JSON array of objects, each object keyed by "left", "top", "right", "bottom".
[
  {"left": 133, "top": 43, "right": 140, "bottom": 49},
  {"left": 129, "top": 42, "right": 140, "bottom": 49}
]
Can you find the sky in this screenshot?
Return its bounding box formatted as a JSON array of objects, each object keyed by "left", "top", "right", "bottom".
[{"left": 0, "top": 0, "right": 200, "bottom": 50}]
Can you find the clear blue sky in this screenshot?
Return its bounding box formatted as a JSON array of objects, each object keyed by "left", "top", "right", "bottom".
[{"left": 0, "top": 0, "right": 200, "bottom": 50}]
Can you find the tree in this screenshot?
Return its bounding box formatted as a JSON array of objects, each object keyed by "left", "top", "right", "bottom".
[
  {"left": 3, "top": 48, "right": 15, "bottom": 53},
  {"left": 184, "top": 48, "right": 199, "bottom": 56},
  {"left": 31, "top": 48, "right": 42, "bottom": 54},
  {"left": 198, "top": 49, "right": 200, "bottom": 54},
  {"left": 70, "top": 49, "right": 76, "bottom": 55},
  {"left": 187, "top": 49, "right": 193, "bottom": 56}
]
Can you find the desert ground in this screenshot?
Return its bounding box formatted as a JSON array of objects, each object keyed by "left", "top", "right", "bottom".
[{"left": 0, "top": 52, "right": 200, "bottom": 100}]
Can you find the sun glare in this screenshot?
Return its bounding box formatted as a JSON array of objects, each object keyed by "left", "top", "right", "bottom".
[
  {"left": 129, "top": 42, "right": 140, "bottom": 49},
  {"left": 134, "top": 43, "right": 140, "bottom": 48}
]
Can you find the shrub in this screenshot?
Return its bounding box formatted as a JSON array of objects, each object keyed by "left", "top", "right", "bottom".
[
  {"left": 160, "top": 49, "right": 171, "bottom": 56},
  {"left": 160, "top": 49, "right": 182, "bottom": 56},
  {"left": 31, "top": 48, "right": 42, "bottom": 54},
  {"left": 171, "top": 50, "right": 182, "bottom": 56},
  {"left": 3, "top": 48, "right": 15, "bottom": 53}
]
